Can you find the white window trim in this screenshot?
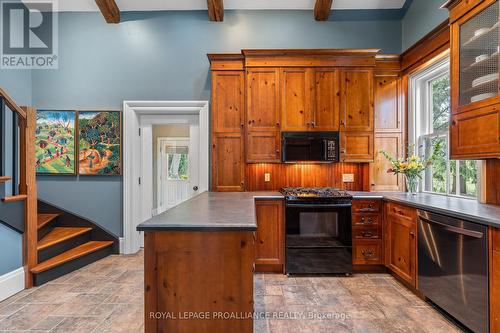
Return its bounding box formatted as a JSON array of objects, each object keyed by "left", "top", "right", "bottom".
[{"left": 409, "top": 57, "right": 481, "bottom": 200}]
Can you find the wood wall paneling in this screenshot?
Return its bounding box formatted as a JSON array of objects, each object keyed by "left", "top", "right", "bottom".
[{"left": 246, "top": 163, "right": 368, "bottom": 191}]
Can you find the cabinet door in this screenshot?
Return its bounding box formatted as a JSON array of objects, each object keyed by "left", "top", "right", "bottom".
[
  {"left": 385, "top": 204, "right": 417, "bottom": 287},
  {"left": 281, "top": 68, "right": 312, "bottom": 131},
  {"left": 374, "top": 76, "right": 402, "bottom": 132},
  {"left": 212, "top": 71, "right": 244, "bottom": 133},
  {"left": 246, "top": 131, "right": 281, "bottom": 163},
  {"left": 212, "top": 133, "right": 244, "bottom": 192},
  {"left": 341, "top": 131, "right": 374, "bottom": 162},
  {"left": 370, "top": 133, "right": 403, "bottom": 191},
  {"left": 450, "top": 106, "right": 500, "bottom": 158},
  {"left": 255, "top": 200, "right": 284, "bottom": 270},
  {"left": 247, "top": 68, "right": 281, "bottom": 131},
  {"left": 341, "top": 69, "right": 374, "bottom": 131},
  {"left": 312, "top": 68, "right": 340, "bottom": 131}
]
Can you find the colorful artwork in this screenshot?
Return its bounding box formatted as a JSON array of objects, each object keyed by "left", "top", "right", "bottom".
[
  {"left": 78, "top": 111, "right": 121, "bottom": 176},
  {"left": 35, "top": 110, "right": 76, "bottom": 175}
]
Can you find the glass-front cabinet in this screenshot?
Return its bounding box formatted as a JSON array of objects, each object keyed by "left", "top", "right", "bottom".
[{"left": 447, "top": 0, "right": 500, "bottom": 159}]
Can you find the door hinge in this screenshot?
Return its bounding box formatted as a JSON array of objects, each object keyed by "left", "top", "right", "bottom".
[
  {"left": 138, "top": 128, "right": 141, "bottom": 136},
  {"left": 138, "top": 177, "right": 141, "bottom": 185}
]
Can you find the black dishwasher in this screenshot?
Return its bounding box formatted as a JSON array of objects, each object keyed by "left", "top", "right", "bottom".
[{"left": 418, "top": 210, "right": 488, "bottom": 333}]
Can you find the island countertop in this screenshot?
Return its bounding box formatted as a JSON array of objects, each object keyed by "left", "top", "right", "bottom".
[{"left": 136, "top": 191, "right": 283, "bottom": 232}]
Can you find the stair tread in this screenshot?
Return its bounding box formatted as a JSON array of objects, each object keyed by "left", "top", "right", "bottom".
[
  {"left": 2, "top": 194, "right": 28, "bottom": 202},
  {"left": 37, "top": 213, "right": 59, "bottom": 229},
  {"left": 0, "top": 176, "right": 11, "bottom": 182},
  {"left": 37, "top": 227, "right": 93, "bottom": 251},
  {"left": 31, "top": 241, "right": 114, "bottom": 274}
]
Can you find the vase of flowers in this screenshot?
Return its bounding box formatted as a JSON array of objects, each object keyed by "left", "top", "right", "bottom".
[{"left": 379, "top": 142, "right": 442, "bottom": 196}]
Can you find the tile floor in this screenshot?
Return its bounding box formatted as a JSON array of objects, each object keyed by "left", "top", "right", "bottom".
[{"left": 0, "top": 251, "right": 464, "bottom": 332}]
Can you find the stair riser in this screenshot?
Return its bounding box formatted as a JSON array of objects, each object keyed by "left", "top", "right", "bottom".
[
  {"left": 38, "top": 232, "right": 92, "bottom": 262},
  {"left": 37, "top": 220, "right": 58, "bottom": 241},
  {"left": 33, "top": 246, "right": 113, "bottom": 286}
]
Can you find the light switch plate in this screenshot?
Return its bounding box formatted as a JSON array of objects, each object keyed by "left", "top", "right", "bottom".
[
  {"left": 342, "top": 173, "right": 354, "bottom": 183},
  {"left": 264, "top": 173, "right": 271, "bottom": 182}
]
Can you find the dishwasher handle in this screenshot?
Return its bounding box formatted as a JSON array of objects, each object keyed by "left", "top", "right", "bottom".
[{"left": 419, "top": 216, "right": 484, "bottom": 239}]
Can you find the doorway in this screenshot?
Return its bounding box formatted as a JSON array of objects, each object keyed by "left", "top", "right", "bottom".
[{"left": 122, "top": 101, "right": 209, "bottom": 254}]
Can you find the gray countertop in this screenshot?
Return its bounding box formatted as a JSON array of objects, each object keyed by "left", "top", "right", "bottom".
[
  {"left": 137, "top": 190, "right": 500, "bottom": 231},
  {"left": 136, "top": 191, "right": 283, "bottom": 232},
  {"left": 351, "top": 191, "right": 500, "bottom": 228}
]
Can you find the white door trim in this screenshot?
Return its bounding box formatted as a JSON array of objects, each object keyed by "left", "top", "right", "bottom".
[{"left": 122, "top": 101, "right": 209, "bottom": 254}]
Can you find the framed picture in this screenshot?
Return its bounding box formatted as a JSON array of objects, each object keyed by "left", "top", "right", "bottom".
[
  {"left": 35, "top": 110, "right": 77, "bottom": 175},
  {"left": 78, "top": 111, "right": 122, "bottom": 176}
]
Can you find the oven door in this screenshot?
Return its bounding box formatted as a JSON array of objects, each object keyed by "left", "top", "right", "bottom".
[{"left": 285, "top": 203, "right": 352, "bottom": 274}]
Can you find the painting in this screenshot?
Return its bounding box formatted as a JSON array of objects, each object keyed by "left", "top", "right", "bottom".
[
  {"left": 78, "top": 111, "right": 121, "bottom": 176},
  {"left": 35, "top": 110, "right": 77, "bottom": 175}
]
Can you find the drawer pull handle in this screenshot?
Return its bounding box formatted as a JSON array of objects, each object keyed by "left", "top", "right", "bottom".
[
  {"left": 361, "top": 250, "right": 375, "bottom": 258},
  {"left": 361, "top": 231, "right": 374, "bottom": 238},
  {"left": 359, "top": 208, "right": 376, "bottom": 212},
  {"left": 359, "top": 217, "right": 374, "bottom": 225}
]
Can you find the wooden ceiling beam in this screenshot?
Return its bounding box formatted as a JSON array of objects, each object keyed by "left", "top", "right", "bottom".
[
  {"left": 207, "top": 0, "right": 224, "bottom": 22},
  {"left": 314, "top": 0, "right": 333, "bottom": 21},
  {"left": 95, "top": 0, "right": 120, "bottom": 24}
]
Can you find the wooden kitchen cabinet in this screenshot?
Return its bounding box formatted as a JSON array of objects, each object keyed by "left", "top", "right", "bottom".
[
  {"left": 444, "top": 0, "right": 500, "bottom": 158},
  {"left": 246, "top": 68, "right": 281, "bottom": 131},
  {"left": 450, "top": 105, "right": 500, "bottom": 159},
  {"left": 246, "top": 131, "right": 281, "bottom": 163},
  {"left": 352, "top": 199, "right": 383, "bottom": 266},
  {"left": 312, "top": 68, "right": 340, "bottom": 131},
  {"left": 212, "top": 133, "right": 245, "bottom": 192},
  {"left": 255, "top": 199, "right": 284, "bottom": 272},
  {"left": 370, "top": 133, "right": 403, "bottom": 191},
  {"left": 374, "top": 75, "right": 402, "bottom": 132},
  {"left": 212, "top": 71, "right": 245, "bottom": 133},
  {"left": 281, "top": 68, "right": 312, "bottom": 131},
  {"left": 385, "top": 202, "right": 417, "bottom": 287},
  {"left": 340, "top": 69, "right": 374, "bottom": 132},
  {"left": 341, "top": 131, "right": 374, "bottom": 162}
]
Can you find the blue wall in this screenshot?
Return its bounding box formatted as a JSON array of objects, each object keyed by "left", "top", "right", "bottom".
[
  {"left": 32, "top": 10, "right": 402, "bottom": 237},
  {"left": 0, "top": 71, "right": 31, "bottom": 276},
  {"left": 402, "top": 0, "right": 449, "bottom": 51}
]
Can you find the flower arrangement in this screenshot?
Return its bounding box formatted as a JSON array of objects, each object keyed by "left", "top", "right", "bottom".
[{"left": 379, "top": 141, "right": 442, "bottom": 195}]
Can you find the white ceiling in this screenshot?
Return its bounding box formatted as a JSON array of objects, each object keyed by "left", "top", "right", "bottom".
[{"left": 53, "top": 0, "right": 407, "bottom": 12}]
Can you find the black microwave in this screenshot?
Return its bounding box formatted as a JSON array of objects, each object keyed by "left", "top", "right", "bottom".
[{"left": 282, "top": 132, "right": 340, "bottom": 163}]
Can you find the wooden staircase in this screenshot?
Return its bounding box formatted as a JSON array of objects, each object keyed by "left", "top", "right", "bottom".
[{"left": 31, "top": 203, "right": 117, "bottom": 286}]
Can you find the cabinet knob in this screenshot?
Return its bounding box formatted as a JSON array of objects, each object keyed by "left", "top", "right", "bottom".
[
  {"left": 410, "top": 231, "right": 415, "bottom": 238},
  {"left": 276, "top": 122, "right": 280, "bottom": 127}
]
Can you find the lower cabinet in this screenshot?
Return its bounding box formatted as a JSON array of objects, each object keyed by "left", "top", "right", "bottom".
[
  {"left": 384, "top": 202, "right": 417, "bottom": 287},
  {"left": 491, "top": 227, "right": 500, "bottom": 332},
  {"left": 352, "top": 199, "right": 383, "bottom": 265},
  {"left": 254, "top": 199, "right": 284, "bottom": 272}
]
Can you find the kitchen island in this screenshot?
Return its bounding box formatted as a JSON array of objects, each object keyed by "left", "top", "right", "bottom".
[{"left": 137, "top": 192, "right": 282, "bottom": 333}]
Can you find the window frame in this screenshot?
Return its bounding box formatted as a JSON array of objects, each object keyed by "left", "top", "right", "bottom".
[{"left": 409, "top": 56, "right": 480, "bottom": 199}]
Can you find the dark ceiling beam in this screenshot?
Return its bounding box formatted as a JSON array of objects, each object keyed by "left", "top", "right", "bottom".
[
  {"left": 207, "top": 0, "right": 224, "bottom": 22},
  {"left": 314, "top": 0, "right": 333, "bottom": 21},
  {"left": 95, "top": 0, "right": 120, "bottom": 24}
]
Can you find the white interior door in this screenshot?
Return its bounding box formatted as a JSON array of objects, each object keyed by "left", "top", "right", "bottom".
[{"left": 158, "top": 132, "right": 199, "bottom": 213}]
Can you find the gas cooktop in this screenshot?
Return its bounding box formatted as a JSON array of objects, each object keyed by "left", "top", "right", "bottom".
[{"left": 280, "top": 187, "right": 352, "bottom": 202}]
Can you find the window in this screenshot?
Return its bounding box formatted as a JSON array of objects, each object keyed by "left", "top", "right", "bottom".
[
  {"left": 410, "top": 57, "right": 478, "bottom": 198},
  {"left": 166, "top": 145, "right": 189, "bottom": 181}
]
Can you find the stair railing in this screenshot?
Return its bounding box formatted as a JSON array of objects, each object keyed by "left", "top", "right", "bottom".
[{"left": 0, "top": 87, "right": 37, "bottom": 288}]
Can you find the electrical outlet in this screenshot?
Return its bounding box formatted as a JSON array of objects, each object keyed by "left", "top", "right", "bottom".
[
  {"left": 342, "top": 173, "right": 354, "bottom": 183},
  {"left": 264, "top": 173, "right": 271, "bottom": 182}
]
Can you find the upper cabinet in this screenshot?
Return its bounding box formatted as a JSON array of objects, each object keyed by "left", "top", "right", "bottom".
[
  {"left": 247, "top": 68, "right": 281, "bottom": 131},
  {"left": 212, "top": 71, "right": 245, "bottom": 133},
  {"left": 312, "top": 68, "right": 341, "bottom": 131},
  {"left": 374, "top": 76, "right": 402, "bottom": 132},
  {"left": 281, "top": 68, "right": 312, "bottom": 131},
  {"left": 340, "top": 69, "right": 374, "bottom": 132},
  {"left": 446, "top": 0, "right": 500, "bottom": 158}
]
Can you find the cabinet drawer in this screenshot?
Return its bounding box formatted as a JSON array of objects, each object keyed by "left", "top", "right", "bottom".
[
  {"left": 352, "top": 213, "right": 380, "bottom": 226},
  {"left": 353, "top": 240, "right": 382, "bottom": 265},
  {"left": 353, "top": 227, "right": 381, "bottom": 240},
  {"left": 493, "top": 227, "right": 500, "bottom": 252},
  {"left": 386, "top": 202, "right": 416, "bottom": 220},
  {"left": 352, "top": 200, "right": 381, "bottom": 213}
]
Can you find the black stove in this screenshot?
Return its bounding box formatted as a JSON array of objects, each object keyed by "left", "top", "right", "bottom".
[{"left": 281, "top": 187, "right": 353, "bottom": 275}]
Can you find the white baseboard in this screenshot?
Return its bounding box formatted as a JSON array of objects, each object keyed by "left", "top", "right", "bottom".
[
  {"left": 119, "top": 237, "right": 124, "bottom": 254},
  {"left": 0, "top": 267, "right": 25, "bottom": 302}
]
